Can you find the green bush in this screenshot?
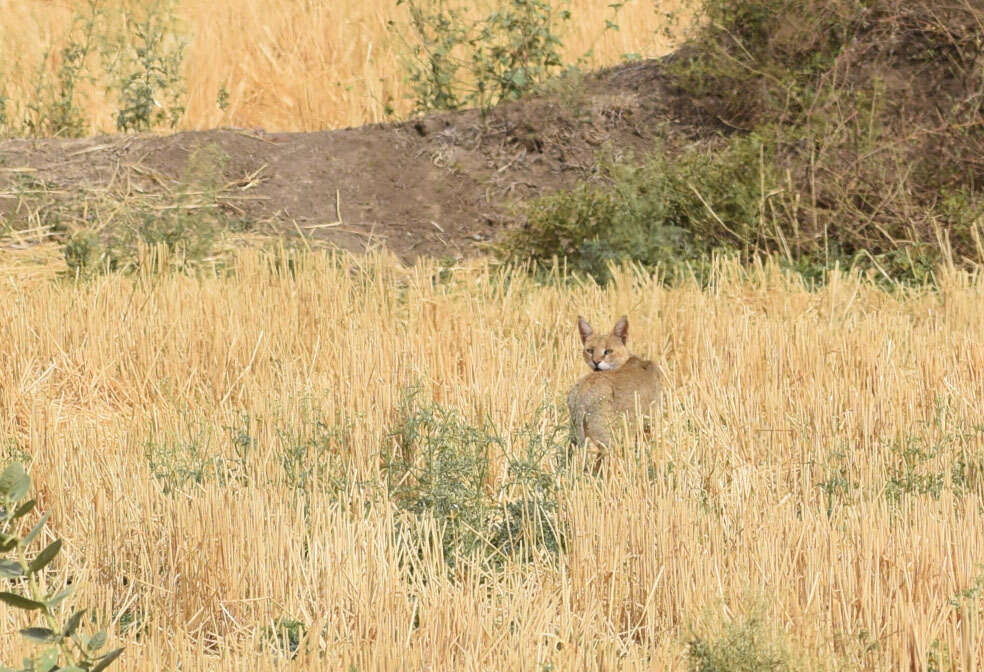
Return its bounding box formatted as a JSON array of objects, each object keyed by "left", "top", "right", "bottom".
[
  {"left": 382, "top": 390, "right": 566, "bottom": 569},
  {"left": 687, "top": 614, "right": 793, "bottom": 672},
  {"left": 395, "top": 0, "right": 572, "bottom": 114},
  {"left": 261, "top": 616, "right": 306, "bottom": 659},
  {"left": 63, "top": 144, "right": 227, "bottom": 278},
  {"left": 8, "top": 0, "right": 186, "bottom": 138},
  {"left": 666, "top": 0, "right": 984, "bottom": 278},
  {"left": 110, "top": 0, "right": 186, "bottom": 132},
  {"left": 500, "top": 0, "right": 984, "bottom": 284},
  {"left": 394, "top": 0, "right": 627, "bottom": 115},
  {"left": 24, "top": 0, "right": 101, "bottom": 138},
  {"left": 500, "top": 135, "right": 778, "bottom": 283}
]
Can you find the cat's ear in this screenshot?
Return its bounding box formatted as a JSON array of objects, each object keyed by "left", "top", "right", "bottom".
[
  {"left": 612, "top": 316, "right": 628, "bottom": 344},
  {"left": 577, "top": 316, "right": 593, "bottom": 344}
]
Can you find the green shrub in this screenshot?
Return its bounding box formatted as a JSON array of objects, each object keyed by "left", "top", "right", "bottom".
[
  {"left": 24, "top": 0, "right": 102, "bottom": 138},
  {"left": 261, "top": 616, "right": 306, "bottom": 659},
  {"left": 882, "top": 399, "right": 984, "bottom": 504},
  {"left": 664, "top": 0, "right": 984, "bottom": 278},
  {"left": 500, "top": 135, "right": 778, "bottom": 283},
  {"left": 63, "top": 144, "right": 227, "bottom": 278},
  {"left": 382, "top": 390, "right": 566, "bottom": 569},
  {"left": 501, "top": 0, "right": 984, "bottom": 284},
  {"left": 394, "top": 0, "right": 627, "bottom": 115},
  {"left": 110, "top": 0, "right": 186, "bottom": 132},
  {"left": 395, "top": 0, "right": 572, "bottom": 114},
  {"left": 687, "top": 614, "right": 793, "bottom": 672},
  {"left": 275, "top": 413, "right": 352, "bottom": 493},
  {"left": 7, "top": 0, "right": 186, "bottom": 138},
  {"left": 0, "top": 463, "right": 123, "bottom": 672}
]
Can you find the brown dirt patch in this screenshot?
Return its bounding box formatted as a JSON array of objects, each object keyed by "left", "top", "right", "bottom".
[{"left": 0, "top": 59, "right": 713, "bottom": 262}]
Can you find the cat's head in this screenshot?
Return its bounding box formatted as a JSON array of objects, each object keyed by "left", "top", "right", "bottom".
[{"left": 577, "top": 315, "right": 631, "bottom": 371}]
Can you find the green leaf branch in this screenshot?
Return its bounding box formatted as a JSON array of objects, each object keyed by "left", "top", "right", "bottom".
[{"left": 0, "top": 463, "right": 123, "bottom": 672}]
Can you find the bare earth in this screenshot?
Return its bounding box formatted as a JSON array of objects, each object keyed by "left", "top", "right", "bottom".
[{"left": 0, "top": 59, "right": 716, "bottom": 261}]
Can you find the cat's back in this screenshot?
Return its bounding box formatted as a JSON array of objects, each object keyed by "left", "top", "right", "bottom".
[
  {"left": 569, "top": 356, "right": 661, "bottom": 407},
  {"left": 610, "top": 356, "right": 663, "bottom": 412}
]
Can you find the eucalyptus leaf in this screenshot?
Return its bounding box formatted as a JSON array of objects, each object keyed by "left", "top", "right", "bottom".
[
  {"left": 86, "top": 630, "right": 108, "bottom": 652},
  {"left": 90, "top": 647, "right": 123, "bottom": 672},
  {"left": 23, "top": 512, "right": 49, "bottom": 546},
  {"left": 0, "top": 559, "right": 23, "bottom": 578},
  {"left": 19, "top": 627, "right": 57, "bottom": 643},
  {"left": 12, "top": 498, "right": 36, "bottom": 519},
  {"left": 0, "top": 463, "right": 29, "bottom": 501},
  {"left": 28, "top": 539, "right": 62, "bottom": 574},
  {"left": 0, "top": 591, "right": 45, "bottom": 610},
  {"left": 34, "top": 647, "right": 59, "bottom": 672},
  {"left": 63, "top": 608, "right": 86, "bottom": 637},
  {"left": 46, "top": 586, "right": 74, "bottom": 609}
]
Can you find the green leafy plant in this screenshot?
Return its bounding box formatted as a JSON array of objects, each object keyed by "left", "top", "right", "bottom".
[
  {"left": 261, "top": 616, "right": 306, "bottom": 658},
  {"left": 5, "top": 0, "right": 187, "bottom": 138},
  {"left": 382, "top": 389, "right": 565, "bottom": 569},
  {"left": 0, "top": 463, "right": 123, "bottom": 672},
  {"left": 24, "top": 0, "right": 102, "bottom": 138},
  {"left": 394, "top": 0, "right": 572, "bottom": 115},
  {"left": 144, "top": 410, "right": 252, "bottom": 495},
  {"left": 687, "top": 613, "right": 793, "bottom": 672},
  {"left": 63, "top": 143, "right": 227, "bottom": 278},
  {"left": 276, "top": 414, "right": 351, "bottom": 493},
  {"left": 499, "top": 136, "right": 777, "bottom": 283},
  {"left": 109, "top": 0, "right": 187, "bottom": 132},
  {"left": 0, "top": 89, "right": 9, "bottom": 136},
  {"left": 883, "top": 399, "right": 984, "bottom": 504},
  {"left": 816, "top": 450, "right": 855, "bottom": 518},
  {"left": 662, "top": 0, "right": 984, "bottom": 280}
]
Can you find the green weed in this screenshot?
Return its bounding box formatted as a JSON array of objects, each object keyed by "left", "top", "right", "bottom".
[
  {"left": 687, "top": 613, "right": 794, "bottom": 672},
  {"left": 261, "top": 616, "right": 306, "bottom": 659},
  {"left": 24, "top": 0, "right": 102, "bottom": 138},
  {"left": 500, "top": 135, "right": 776, "bottom": 283},
  {"left": 394, "top": 0, "right": 624, "bottom": 116},
  {"left": 883, "top": 400, "right": 984, "bottom": 504},
  {"left": 7, "top": 0, "right": 186, "bottom": 138},
  {"left": 382, "top": 389, "right": 566, "bottom": 570},
  {"left": 108, "top": 0, "right": 187, "bottom": 132},
  {"left": 63, "top": 143, "right": 228, "bottom": 277}
]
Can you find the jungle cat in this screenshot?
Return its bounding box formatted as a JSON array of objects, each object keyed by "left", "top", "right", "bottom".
[{"left": 566, "top": 315, "right": 663, "bottom": 470}]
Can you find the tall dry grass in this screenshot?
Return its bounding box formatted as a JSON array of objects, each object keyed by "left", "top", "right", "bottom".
[
  {"left": 1, "top": 245, "right": 983, "bottom": 669},
  {"left": 0, "top": 0, "right": 694, "bottom": 134}
]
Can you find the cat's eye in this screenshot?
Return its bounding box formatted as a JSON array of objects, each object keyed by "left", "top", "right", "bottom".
[
  {"left": 603, "top": 348, "right": 611, "bottom": 355},
  {"left": 585, "top": 348, "right": 594, "bottom": 354}
]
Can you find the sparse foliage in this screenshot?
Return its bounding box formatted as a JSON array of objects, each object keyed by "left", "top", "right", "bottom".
[
  {"left": 0, "top": 463, "right": 123, "bottom": 672},
  {"left": 108, "top": 1, "right": 187, "bottom": 132},
  {"left": 687, "top": 613, "right": 793, "bottom": 672},
  {"left": 6, "top": 0, "right": 186, "bottom": 138},
  {"left": 63, "top": 143, "right": 227, "bottom": 277},
  {"left": 383, "top": 389, "right": 565, "bottom": 569},
  {"left": 395, "top": 0, "right": 572, "bottom": 114},
  {"left": 24, "top": 0, "right": 102, "bottom": 138}
]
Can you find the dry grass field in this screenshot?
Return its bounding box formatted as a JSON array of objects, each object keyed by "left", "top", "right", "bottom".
[
  {"left": 0, "top": 0, "right": 694, "bottom": 133},
  {"left": 1, "top": 245, "right": 983, "bottom": 670}
]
